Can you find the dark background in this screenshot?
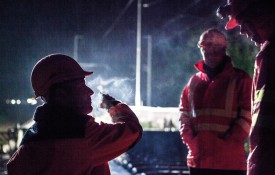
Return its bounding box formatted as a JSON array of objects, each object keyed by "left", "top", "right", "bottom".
[{"left": 0, "top": 0, "right": 257, "bottom": 124}]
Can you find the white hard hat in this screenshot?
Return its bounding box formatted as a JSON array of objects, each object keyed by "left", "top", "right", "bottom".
[{"left": 198, "top": 29, "right": 227, "bottom": 48}]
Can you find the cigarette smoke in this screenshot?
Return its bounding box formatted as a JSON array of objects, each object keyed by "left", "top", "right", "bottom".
[{"left": 87, "top": 75, "right": 135, "bottom": 118}]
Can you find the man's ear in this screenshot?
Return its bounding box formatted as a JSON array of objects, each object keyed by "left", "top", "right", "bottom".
[
  {"left": 54, "top": 88, "right": 70, "bottom": 103},
  {"left": 47, "top": 87, "right": 70, "bottom": 106}
]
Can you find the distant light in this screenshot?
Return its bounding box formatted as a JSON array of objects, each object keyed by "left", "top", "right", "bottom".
[
  {"left": 5, "top": 99, "right": 10, "bottom": 104},
  {"left": 143, "top": 3, "right": 149, "bottom": 8},
  {"left": 16, "top": 99, "right": 21, "bottom": 104},
  {"left": 132, "top": 167, "right": 137, "bottom": 173},
  {"left": 27, "top": 98, "right": 32, "bottom": 103},
  {"left": 11, "top": 99, "right": 16, "bottom": 105},
  {"left": 27, "top": 98, "right": 37, "bottom": 105},
  {"left": 5, "top": 98, "right": 38, "bottom": 105}
]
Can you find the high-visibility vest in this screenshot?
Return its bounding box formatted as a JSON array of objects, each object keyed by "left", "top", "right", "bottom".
[{"left": 180, "top": 59, "right": 252, "bottom": 170}]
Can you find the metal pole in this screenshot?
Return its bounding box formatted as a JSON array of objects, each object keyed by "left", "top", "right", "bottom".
[
  {"left": 135, "top": 0, "right": 142, "bottom": 106},
  {"left": 73, "top": 35, "right": 83, "bottom": 61},
  {"left": 146, "top": 35, "right": 152, "bottom": 106}
]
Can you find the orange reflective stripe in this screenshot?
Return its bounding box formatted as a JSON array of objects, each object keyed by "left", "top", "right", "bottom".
[
  {"left": 189, "top": 75, "right": 200, "bottom": 118},
  {"left": 194, "top": 109, "right": 250, "bottom": 132},
  {"left": 225, "top": 76, "right": 236, "bottom": 115},
  {"left": 195, "top": 123, "right": 229, "bottom": 132},
  {"left": 238, "top": 109, "right": 251, "bottom": 133},
  {"left": 189, "top": 75, "right": 238, "bottom": 118},
  {"left": 236, "top": 118, "right": 250, "bottom": 133}
]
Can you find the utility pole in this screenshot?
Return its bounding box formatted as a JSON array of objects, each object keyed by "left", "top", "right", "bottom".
[
  {"left": 73, "top": 35, "right": 83, "bottom": 61},
  {"left": 135, "top": 0, "right": 142, "bottom": 106},
  {"left": 146, "top": 35, "right": 152, "bottom": 106},
  {"left": 73, "top": 35, "right": 97, "bottom": 69}
]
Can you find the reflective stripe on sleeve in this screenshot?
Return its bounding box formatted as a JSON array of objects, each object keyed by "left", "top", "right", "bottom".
[
  {"left": 236, "top": 118, "right": 251, "bottom": 134},
  {"left": 254, "top": 89, "right": 264, "bottom": 103},
  {"left": 193, "top": 109, "right": 250, "bottom": 132},
  {"left": 254, "top": 89, "right": 275, "bottom": 103},
  {"left": 189, "top": 75, "right": 238, "bottom": 119},
  {"left": 189, "top": 75, "right": 200, "bottom": 118}
]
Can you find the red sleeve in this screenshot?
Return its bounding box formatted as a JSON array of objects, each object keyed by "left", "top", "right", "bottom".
[
  {"left": 84, "top": 103, "right": 142, "bottom": 164},
  {"left": 179, "top": 82, "right": 195, "bottom": 145},
  {"left": 230, "top": 73, "right": 252, "bottom": 142}
]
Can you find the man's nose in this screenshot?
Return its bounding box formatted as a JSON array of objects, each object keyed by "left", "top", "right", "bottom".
[{"left": 86, "top": 87, "right": 94, "bottom": 96}]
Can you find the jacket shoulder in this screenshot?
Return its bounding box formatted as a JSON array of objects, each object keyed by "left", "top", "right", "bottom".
[{"left": 233, "top": 68, "right": 251, "bottom": 79}]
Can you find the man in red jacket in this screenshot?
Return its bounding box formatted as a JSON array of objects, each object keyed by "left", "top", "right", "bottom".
[
  {"left": 179, "top": 28, "right": 252, "bottom": 175},
  {"left": 217, "top": 0, "right": 275, "bottom": 174},
  {"left": 7, "top": 54, "right": 143, "bottom": 175}
]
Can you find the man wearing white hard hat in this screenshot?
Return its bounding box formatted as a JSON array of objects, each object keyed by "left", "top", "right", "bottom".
[
  {"left": 7, "top": 54, "right": 143, "bottom": 175},
  {"left": 179, "top": 28, "right": 252, "bottom": 175}
]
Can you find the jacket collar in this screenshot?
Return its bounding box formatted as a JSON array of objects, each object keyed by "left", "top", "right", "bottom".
[
  {"left": 20, "top": 104, "right": 90, "bottom": 145},
  {"left": 194, "top": 56, "right": 233, "bottom": 79}
]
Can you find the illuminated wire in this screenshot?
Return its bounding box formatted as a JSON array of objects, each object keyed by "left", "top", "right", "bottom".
[{"left": 102, "top": 0, "right": 135, "bottom": 39}]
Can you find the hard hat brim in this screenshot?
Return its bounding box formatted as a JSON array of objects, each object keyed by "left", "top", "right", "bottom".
[
  {"left": 84, "top": 71, "right": 93, "bottom": 76},
  {"left": 225, "top": 17, "right": 238, "bottom": 30}
]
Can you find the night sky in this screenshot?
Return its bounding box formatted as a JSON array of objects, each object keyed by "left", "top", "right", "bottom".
[{"left": 0, "top": 0, "right": 225, "bottom": 110}]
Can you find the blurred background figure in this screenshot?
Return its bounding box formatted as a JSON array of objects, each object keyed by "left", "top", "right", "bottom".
[
  {"left": 7, "top": 54, "right": 142, "bottom": 175},
  {"left": 217, "top": 0, "right": 275, "bottom": 174},
  {"left": 179, "top": 28, "right": 252, "bottom": 175}
]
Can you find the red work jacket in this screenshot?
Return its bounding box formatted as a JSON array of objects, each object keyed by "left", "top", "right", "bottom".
[
  {"left": 7, "top": 103, "right": 142, "bottom": 175},
  {"left": 179, "top": 60, "right": 252, "bottom": 170},
  {"left": 248, "top": 40, "right": 275, "bottom": 175}
]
